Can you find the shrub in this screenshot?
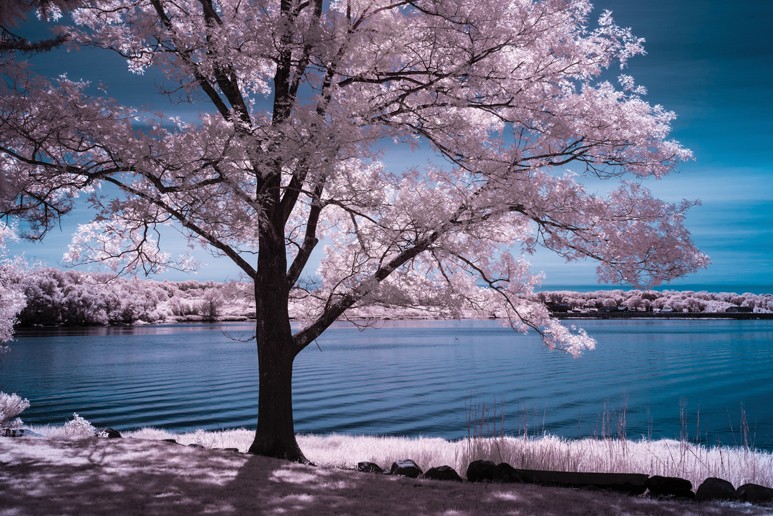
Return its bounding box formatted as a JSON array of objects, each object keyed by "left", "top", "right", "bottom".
[
  {"left": 62, "top": 413, "right": 96, "bottom": 438},
  {"left": 0, "top": 391, "right": 30, "bottom": 429}
]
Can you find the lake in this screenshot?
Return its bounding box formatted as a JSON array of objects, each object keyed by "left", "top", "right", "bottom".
[{"left": 2, "top": 319, "right": 772, "bottom": 449}]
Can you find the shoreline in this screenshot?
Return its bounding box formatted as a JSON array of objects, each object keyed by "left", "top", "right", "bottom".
[
  {"left": 551, "top": 312, "right": 773, "bottom": 320},
  {"left": 14, "top": 311, "right": 773, "bottom": 331},
  {"left": 1, "top": 436, "right": 769, "bottom": 515},
  {"left": 15, "top": 427, "right": 773, "bottom": 495}
]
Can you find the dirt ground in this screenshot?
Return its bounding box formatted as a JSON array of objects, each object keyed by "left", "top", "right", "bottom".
[{"left": 0, "top": 437, "right": 768, "bottom": 515}]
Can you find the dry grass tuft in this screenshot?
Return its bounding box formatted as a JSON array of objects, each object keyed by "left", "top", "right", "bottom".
[{"left": 113, "top": 427, "right": 773, "bottom": 489}]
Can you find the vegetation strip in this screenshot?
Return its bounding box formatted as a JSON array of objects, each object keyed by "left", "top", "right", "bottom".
[{"left": 6, "top": 268, "right": 772, "bottom": 328}]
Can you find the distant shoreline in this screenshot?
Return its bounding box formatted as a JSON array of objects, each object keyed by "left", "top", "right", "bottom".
[
  {"left": 10, "top": 267, "right": 773, "bottom": 328},
  {"left": 15, "top": 311, "right": 773, "bottom": 330},
  {"left": 550, "top": 312, "right": 773, "bottom": 320}
]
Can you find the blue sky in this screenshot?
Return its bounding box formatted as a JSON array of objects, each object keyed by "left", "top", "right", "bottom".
[
  {"left": 7, "top": 1, "right": 773, "bottom": 291},
  {"left": 525, "top": 0, "right": 773, "bottom": 291}
]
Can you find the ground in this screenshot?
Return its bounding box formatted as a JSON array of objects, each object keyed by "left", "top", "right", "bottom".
[{"left": 0, "top": 437, "right": 768, "bottom": 515}]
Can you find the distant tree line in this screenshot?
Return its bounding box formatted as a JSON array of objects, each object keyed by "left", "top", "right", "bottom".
[
  {"left": 536, "top": 289, "right": 773, "bottom": 315},
  {"left": 11, "top": 268, "right": 255, "bottom": 326},
  {"left": 8, "top": 268, "right": 773, "bottom": 328}
]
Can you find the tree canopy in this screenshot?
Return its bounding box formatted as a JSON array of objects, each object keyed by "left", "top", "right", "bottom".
[{"left": 0, "top": 0, "right": 707, "bottom": 459}]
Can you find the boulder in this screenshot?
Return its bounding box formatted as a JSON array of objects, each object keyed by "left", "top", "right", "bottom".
[
  {"left": 390, "top": 459, "right": 422, "bottom": 478},
  {"left": 736, "top": 483, "right": 773, "bottom": 504},
  {"left": 222, "top": 448, "right": 240, "bottom": 453},
  {"left": 466, "top": 460, "right": 496, "bottom": 483},
  {"left": 646, "top": 475, "right": 694, "bottom": 498},
  {"left": 696, "top": 477, "right": 736, "bottom": 501},
  {"left": 188, "top": 443, "right": 205, "bottom": 449},
  {"left": 98, "top": 428, "right": 122, "bottom": 439},
  {"left": 516, "top": 470, "right": 648, "bottom": 496},
  {"left": 162, "top": 438, "right": 179, "bottom": 444},
  {"left": 422, "top": 466, "right": 463, "bottom": 482},
  {"left": 493, "top": 463, "right": 522, "bottom": 483},
  {"left": 357, "top": 462, "right": 385, "bottom": 474}
]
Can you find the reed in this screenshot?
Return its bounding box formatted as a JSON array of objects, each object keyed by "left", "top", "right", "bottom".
[
  {"left": 27, "top": 401, "right": 772, "bottom": 490},
  {"left": 115, "top": 427, "right": 773, "bottom": 490}
]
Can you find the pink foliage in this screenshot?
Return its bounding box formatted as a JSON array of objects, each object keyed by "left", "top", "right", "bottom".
[
  {"left": 0, "top": 1, "right": 709, "bottom": 355},
  {"left": 0, "top": 0, "right": 80, "bottom": 25},
  {"left": 543, "top": 289, "right": 772, "bottom": 314},
  {"left": 0, "top": 224, "right": 26, "bottom": 343}
]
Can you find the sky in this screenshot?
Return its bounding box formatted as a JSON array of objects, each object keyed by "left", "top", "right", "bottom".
[
  {"left": 530, "top": 0, "right": 773, "bottom": 290},
  {"left": 6, "top": 0, "right": 773, "bottom": 292}
]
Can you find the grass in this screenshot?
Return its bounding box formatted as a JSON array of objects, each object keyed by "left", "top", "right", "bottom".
[
  {"left": 84, "top": 428, "right": 769, "bottom": 490},
  {"left": 25, "top": 402, "right": 773, "bottom": 491}
]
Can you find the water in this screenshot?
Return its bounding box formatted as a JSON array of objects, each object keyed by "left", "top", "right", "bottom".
[{"left": 2, "top": 319, "right": 772, "bottom": 449}]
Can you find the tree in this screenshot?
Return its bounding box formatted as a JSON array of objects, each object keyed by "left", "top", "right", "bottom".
[{"left": 0, "top": 0, "right": 707, "bottom": 461}]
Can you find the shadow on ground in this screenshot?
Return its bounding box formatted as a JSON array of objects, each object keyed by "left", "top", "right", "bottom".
[{"left": 0, "top": 438, "right": 764, "bottom": 515}]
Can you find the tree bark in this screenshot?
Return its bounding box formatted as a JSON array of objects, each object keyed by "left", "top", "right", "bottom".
[
  {"left": 248, "top": 266, "right": 307, "bottom": 461},
  {"left": 247, "top": 165, "right": 307, "bottom": 462},
  {"left": 248, "top": 328, "right": 306, "bottom": 462}
]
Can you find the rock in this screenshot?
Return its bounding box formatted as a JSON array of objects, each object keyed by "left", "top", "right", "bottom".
[
  {"left": 98, "top": 428, "right": 122, "bottom": 439},
  {"left": 358, "top": 462, "right": 385, "bottom": 474},
  {"left": 646, "top": 475, "right": 694, "bottom": 498},
  {"left": 422, "top": 466, "right": 463, "bottom": 482},
  {"left": 390, "top": 459, "right": 422, "bottom": 478},
  {"left": 466, "top": 460, "right": 496, "bottom": 483},
  {"left": 516, "top": 470, "right": 648, "bottom": 496},
  {"left": 188, "top": 443, "right": 205, "bottom": 449},
  {"left": 162, "top": 438, "right": 179, "bottom": 444},
  {"left": 696, "top": 477, "right": 736, "bottom": 501},
  {"left": 493, "top": 463, "right": 522, "bottom": 483},
  {"left": 736, "top": 483, "right": 773, "bottom": 504},
  {"left": 222, "top": 448, "right": 240, "bottom": 453}
]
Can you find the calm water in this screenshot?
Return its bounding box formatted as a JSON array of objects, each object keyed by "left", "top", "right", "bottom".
[{"left": 2, "top": 320, "right": 772, "bottom": 449}]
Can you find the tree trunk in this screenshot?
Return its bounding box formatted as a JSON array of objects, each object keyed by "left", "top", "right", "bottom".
[
  {"left": 247, "top": 167, "right": 307, "bottom": 462},
  {"left": 248, "top": 331, "right": 306, "bottom": 462}
]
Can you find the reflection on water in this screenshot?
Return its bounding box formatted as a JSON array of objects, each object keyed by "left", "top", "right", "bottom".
[
  {"left": 2, "top": 319, "right": 772, "bottom": 449},
  {"left": 14, "top": 322, "right": 254, "bottom": 338}
]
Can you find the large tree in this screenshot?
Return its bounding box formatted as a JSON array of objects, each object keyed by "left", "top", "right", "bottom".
[{"left": 0, "top": 0, "right": 707, "bottom": 461}]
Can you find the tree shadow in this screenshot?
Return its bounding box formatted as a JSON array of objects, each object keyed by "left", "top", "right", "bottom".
[
  {"left": 0, "top": 438, "right": 761, "bottom": 515},
  {"left": 228, "top": 455, "right": 753, "bottom": 515}
]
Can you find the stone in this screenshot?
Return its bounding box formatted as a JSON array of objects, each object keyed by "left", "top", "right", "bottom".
[
  {"left": 357, "top": 461, "right": 385, "bottom": 474},
  {"left": 466, "top": 460, "right": 496, "bottom": 483},
  {"left": 222, "top": 448, "right": 240, "bottom": 453},
  {"left": 390, "top": 459, "right": 422, "bottom": 478},
  {"left": 493, "top": 463, "right": 522, "bottom": 483},
  {"left": 188, "top": 443, "right": 205, "bottom": 449},
  {"left": 736, "top": 483, "right": 773, "bottom": 504},
  {"left": 422, "top": 466, "right": 463, "bottom": 482},
  {"left": 516, "top": 470, "right": 648, "bottom": 496},
  {"left": 98, "top": 428, "right": 122, "bottom": 439},
  {"left": 162, "top": 438, "right": 179, "bottom": 444},
  {"left": 696, "top": 477, "right": 736, "bottom": 501},
  {"left": 646, "top": 475, "right": 694, "bottom": 498}
]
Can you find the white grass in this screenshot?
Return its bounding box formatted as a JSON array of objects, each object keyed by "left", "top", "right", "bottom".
[
  {"left": 59, "top": 427, "right": 769, "bottom": 490},
  {"left": 5, "top": 437, "right": 747, "bottom": 515}
]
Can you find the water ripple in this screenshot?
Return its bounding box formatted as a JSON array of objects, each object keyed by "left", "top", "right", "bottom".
[{"left": 2, "top": 319, "right": 771, "bottom": 448}]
